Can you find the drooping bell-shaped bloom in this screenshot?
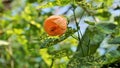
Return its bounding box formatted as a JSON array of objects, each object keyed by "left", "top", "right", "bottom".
[{"left": 44, "top": 15, "right": 67, "bottom": 36}]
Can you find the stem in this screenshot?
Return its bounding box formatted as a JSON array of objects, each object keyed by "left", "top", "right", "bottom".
[
  {"left": 73, "top": 9, "right": 79, "bottom": 30},
  {"left": 72, "top": 6, "right": 84, "bottom": 56},
  {"left": 78, "top": 10, "right": 85, "bottom": 23},
  {"left": 78, "top": 11, "right": 85, "bottom": 40},
  {"left": 87, "top": 39, "right": 90, "bottom": 56},
  {"left": 63, "top": 6, "right": 72, "bottom": 14},
  {"left": 50, "top": 58, "right": 54, "bottom": 68}
]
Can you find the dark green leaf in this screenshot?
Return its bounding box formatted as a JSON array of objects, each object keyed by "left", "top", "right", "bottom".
[
  {"left": 102, "top": 50, "right": 120, "bottom": 67},
  {"left": 96, "top": 23, "right": 117, "bottom": 34},
  {"left": 109, "top": 37, "right": 120, "bottom": 44},
  {"left": 67, "top": 23, "right": 116, "bottom": 68},
  {"left": 84, "top": 20, "right": 95, "bottom": 25}
]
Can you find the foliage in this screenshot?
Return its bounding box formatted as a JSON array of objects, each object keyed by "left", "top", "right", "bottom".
[{"left": 0, "top": 0, "right": 120, "bottom": 68}]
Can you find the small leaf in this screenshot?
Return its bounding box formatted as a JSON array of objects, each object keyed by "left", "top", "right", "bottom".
[
  {"left": 84, "top": 19, "right": 95, "bottom": 25},
  {"left": 115, "top": 16, "right": 120, "bottom": 26}
]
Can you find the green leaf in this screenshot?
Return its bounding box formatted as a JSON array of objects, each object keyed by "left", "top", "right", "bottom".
[
  {"left": 84, "top": 19, "right": 95, "bottom": 25},
  {"left": 115, "top": 16, "right": 120, "bottom": 26},
  {"left": 76, "top": 23, "right": 117, "bottom": 57},
  {"left": 96, "top": 23, "right": 117, "bottom": 34},
  {"left": 102, "top": 50, "right": 120, "bottom": 66},
  {"left": 96, "top": 10, "right": 111, "bottom": 20},
  {"left": 48, "top": 48, "right": 73, "bottom": 58},
  {"left": 108, "top": 37, "right": 120, "bottom": 44},
  {"left": 67, "top": 23, "right": 116, "bottom": 68}
]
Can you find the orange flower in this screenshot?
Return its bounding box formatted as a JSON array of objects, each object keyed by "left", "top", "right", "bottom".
[{"left": 44, "top": 15, "right": 67, "bottom": 36}]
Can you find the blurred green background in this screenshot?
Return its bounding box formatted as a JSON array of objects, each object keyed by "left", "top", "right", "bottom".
[{"left": 0, "top": 0, "right": 120, "bottom": 68}]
